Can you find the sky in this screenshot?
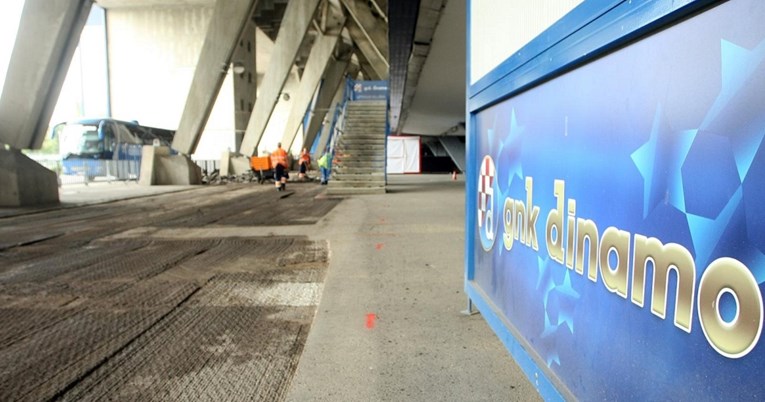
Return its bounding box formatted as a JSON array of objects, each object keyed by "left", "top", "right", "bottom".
[{"left": 0, "top": 0, "right": 25, "bottom": 96}]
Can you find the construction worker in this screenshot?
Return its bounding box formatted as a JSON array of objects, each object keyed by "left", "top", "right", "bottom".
[
  {"left": 298, "top": 148, "right": 311, "bottom": 181},
  {"left": 318, "top": 151, "right": 331, "bottom": 185},
  {"left": 271, "top": 142, "right": 289, "bottom": 191}
]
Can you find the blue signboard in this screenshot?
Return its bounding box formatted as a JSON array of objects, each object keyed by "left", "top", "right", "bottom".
[
  {"left": 467, "top": 0, "right": 765, "bottom": 400},
  {"left": 350, "top": 80, "right": 388, "bottom": 101}
]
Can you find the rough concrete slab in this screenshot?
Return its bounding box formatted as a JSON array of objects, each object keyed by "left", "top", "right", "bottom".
[
  {"left": 287, "top": 174, "right": 541, "bottom": 401},
  {"left": 0, "top": 175, "right": 540, "bottom": 401}
]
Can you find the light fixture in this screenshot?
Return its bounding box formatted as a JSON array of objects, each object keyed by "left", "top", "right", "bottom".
[{"left": 231, "top": 61, "right": 245, "bottom": 75}]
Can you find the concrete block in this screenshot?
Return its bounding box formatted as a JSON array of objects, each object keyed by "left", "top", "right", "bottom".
[
  {"left": 0, "top": 147, "right": 59, "bottom": 207},
  {"left": 139, "top": 146, "right": 202, "bottom": 185},
  {"left": 220, "top": 151, "right": 252, "bottom": 176}
]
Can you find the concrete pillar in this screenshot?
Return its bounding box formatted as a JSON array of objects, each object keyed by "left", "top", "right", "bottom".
[
  {"left": 341, "top": 0, "right": 389, "bottom": 62},
  {"left": 172, "top": 0, "right": 260, "bottom": 155},
  {"left": 232, "top": 22, "right": 259, "bottom": 151},
  {"left": 347, "top": 22, "right": 388, "bottom": 79},
  {"left": 312, "top": 84, "right": 346, "bottom": 161},
  {"left": 302, "top": 57, "right": 350, "bottom": 152},
  {"left": 239, "top": 0, "right": 322, "bottom": 156},
  {"left": 139, "top": 146, "right": 202, "bottom": 186},
  {"left": 353, "top": 47, "right": 384, "bottom": 80},
  {"left": 279, "top": 31, "right": 343, "bottom": 151},
  {"left": 0, "top": 0, "right": 92, "bottom": 150},
  {"left": 0, "top": 148, "right": 59, "bottom": 207}
]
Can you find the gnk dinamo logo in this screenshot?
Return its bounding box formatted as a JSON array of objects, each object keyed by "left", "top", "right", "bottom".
[{"left": 478, "top": 155, "right": 497, "bottom": 251}]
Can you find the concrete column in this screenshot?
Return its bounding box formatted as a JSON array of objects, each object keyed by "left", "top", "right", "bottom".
[
  {"left": 353, "top": 47, "right": 383, "bottom": 80},
  {"left": 0, "top": 0, "right": 92, "bottom": 150},
  {"left": 232, "top": 21, "right": 258, "bottom": 151},
  {"left": 172, "top": 0, "right": 260, "bottom": 155},
  {"left": 312, "top": 84, "right": 346, "bottom": 161},
  {"left": 302, "top": 57, "right": 350, "bottom": 152},
  {"left": 347, "top": 21, "right": 388, "bottom": 79},
  {"left": 341, "top": 0, "right": 389, "bottom": 63},
  {"left": 239, "top": 0, "right": 322, "bottom": 156},
  {"left": 279, "top": 32, "right": 342, "bottom": 151}
]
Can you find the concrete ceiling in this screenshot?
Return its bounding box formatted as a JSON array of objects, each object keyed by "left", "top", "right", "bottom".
[
  {"left": 96, "top": 0, "right": 467, "bottom": 136},
  {"left": 401, "top": 0, "right": 465, "bottom": 135},
  {"left": 96, "top": 0, "right": 216, "bottom": 8}
]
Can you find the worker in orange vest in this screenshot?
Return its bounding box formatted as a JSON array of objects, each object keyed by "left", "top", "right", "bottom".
[
  {"left": 271, "top": 142, "right": 289, "bottom": 191},
  {"left": 298, "top": 148, "right": 311, "bottom": 181}
]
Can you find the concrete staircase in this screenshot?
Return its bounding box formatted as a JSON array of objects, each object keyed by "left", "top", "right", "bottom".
[{"left": 327, "top": 100, "right": 387, "bottom": 195}]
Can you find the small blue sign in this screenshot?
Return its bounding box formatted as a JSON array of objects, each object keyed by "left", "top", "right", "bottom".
[{"left": 350, "top": 80, "right": 388, "bottom": 101}]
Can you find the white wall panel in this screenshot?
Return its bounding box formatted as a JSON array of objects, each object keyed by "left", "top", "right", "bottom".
[{"left": 470, "top": 0, "right": 582, "bottom": 84}]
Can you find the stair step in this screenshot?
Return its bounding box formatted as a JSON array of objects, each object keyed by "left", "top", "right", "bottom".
[
  {"left": 334, "top": 147, "right": 385, "bottom": 152},
  {"left": 326, "top": 186, "right": 387, "bottom": 195},
  {"left": 344, "top": 125, "right": 387, "bottom": 130},
  {"left": 334, "top": 146, "right": 385, "bottom": 153},
  {"left": 332, "top": 173, "right": 385, "bottom": 181},
  {"left": 328, "top": 180, "right": 386, "bottom": 188}
]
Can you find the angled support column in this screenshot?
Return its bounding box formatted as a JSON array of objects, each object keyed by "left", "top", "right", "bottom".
[
  {"left": 312, "top": 84, "right": 346, "bottom": 161},
  {"left": 353, "top": 47, "right": 383, "bottom": 80},
  {"left": 347, "top": 21, "right": 389, "bottom": 79},
  {"left": 302, "top": 57, "right": 350, "bottom": 152},
  {"left": 0, "top": 0, "right": 92, "bottom": 150},
  {"left": 239, "top": 0, "right": 322, "bottom": 156},
  {"left": 0, "top": 0, "right": 92, "bottom": 206},
  {"left": 341, "top": 0, "right": 389, "bottom": 62},
  {"left": 172, "top": 0, "right": 260, "bottom": 155},
  {"left": 279, "top": 30, "right": 343, "bottom": 151}
]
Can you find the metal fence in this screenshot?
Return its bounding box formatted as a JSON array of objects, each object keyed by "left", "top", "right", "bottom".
[{"left": 30, "top": 157, "right": 221, "bottom": 186}]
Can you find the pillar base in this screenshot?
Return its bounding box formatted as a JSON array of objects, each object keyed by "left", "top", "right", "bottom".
[
  {"left": 139, "top": 146, "right": 202, "bottom": 185},
  {"left": 220, "top": 151, "right": 252, "bottom": 176},
  {"left": 0, "top": 147, "right": 59, "bottom": 207}
]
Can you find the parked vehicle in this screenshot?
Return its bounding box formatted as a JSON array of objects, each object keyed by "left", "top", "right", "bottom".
[{"left": 51, "top": 118, "right": 174, "bottom": 179}]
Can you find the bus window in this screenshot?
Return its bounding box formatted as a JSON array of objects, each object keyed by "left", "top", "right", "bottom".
[
  {"left": 80, "top": 130, "right": 101, "bottom": 154},
  {"left": 101, "top": 122, "right": 115, "bottom": 153}
]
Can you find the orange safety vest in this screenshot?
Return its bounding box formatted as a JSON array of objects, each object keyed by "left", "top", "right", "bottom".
[
  {"left": 271, "top": 147, "right": 288, "bottom": 169},
  {"left": 299, "top": 151, "right": 310, "bottom": 165}
]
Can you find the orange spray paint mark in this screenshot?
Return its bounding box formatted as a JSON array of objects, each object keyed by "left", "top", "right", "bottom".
[
  {"left": 366, "top": 313, "right": 377, "bottom": 329},
  {"left": 375, "top": 243, "right": 384, "bottom": 250}
]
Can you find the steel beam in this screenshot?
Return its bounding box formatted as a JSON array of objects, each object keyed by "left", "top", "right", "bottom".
[
  {"left": 171, "top": 0, "right": 259, "bottom": 155},
  {"left": 0, "top": 0, "right": 93, "bottom": 150},
  {"left": 239, "top": 0, "right": 322, "bottom": 156}
]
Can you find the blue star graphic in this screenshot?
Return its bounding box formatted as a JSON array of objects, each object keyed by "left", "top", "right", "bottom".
[
  {"left": 631, "top": 105, "right": 695, "bottom": 217},
  {"left": 496, "top": 108, "right": 524, "bottom": 190},
  {"left": 684, "top": 38, "right": 765, "bottom": 266},
  {"left": 554, "top": 271, "right": 580, "bottom": 334},
  {"left": 701, "top": 39, "right": 765, "bottom": 131},
  {"left": 687, "top": 186, "right": 742, "bottom": 267}
]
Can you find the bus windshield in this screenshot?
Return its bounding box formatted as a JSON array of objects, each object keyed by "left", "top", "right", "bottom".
[{"left": 59, "top": 124, "right": 101, "bottom": 157}]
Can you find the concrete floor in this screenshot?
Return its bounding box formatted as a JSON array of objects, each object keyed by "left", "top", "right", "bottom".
[
  {"left": 0, "top": 175, "right": 541, "bottom": 401},
  {"left": 288, "top": 174, "right": 540, "bottom": 401}
]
